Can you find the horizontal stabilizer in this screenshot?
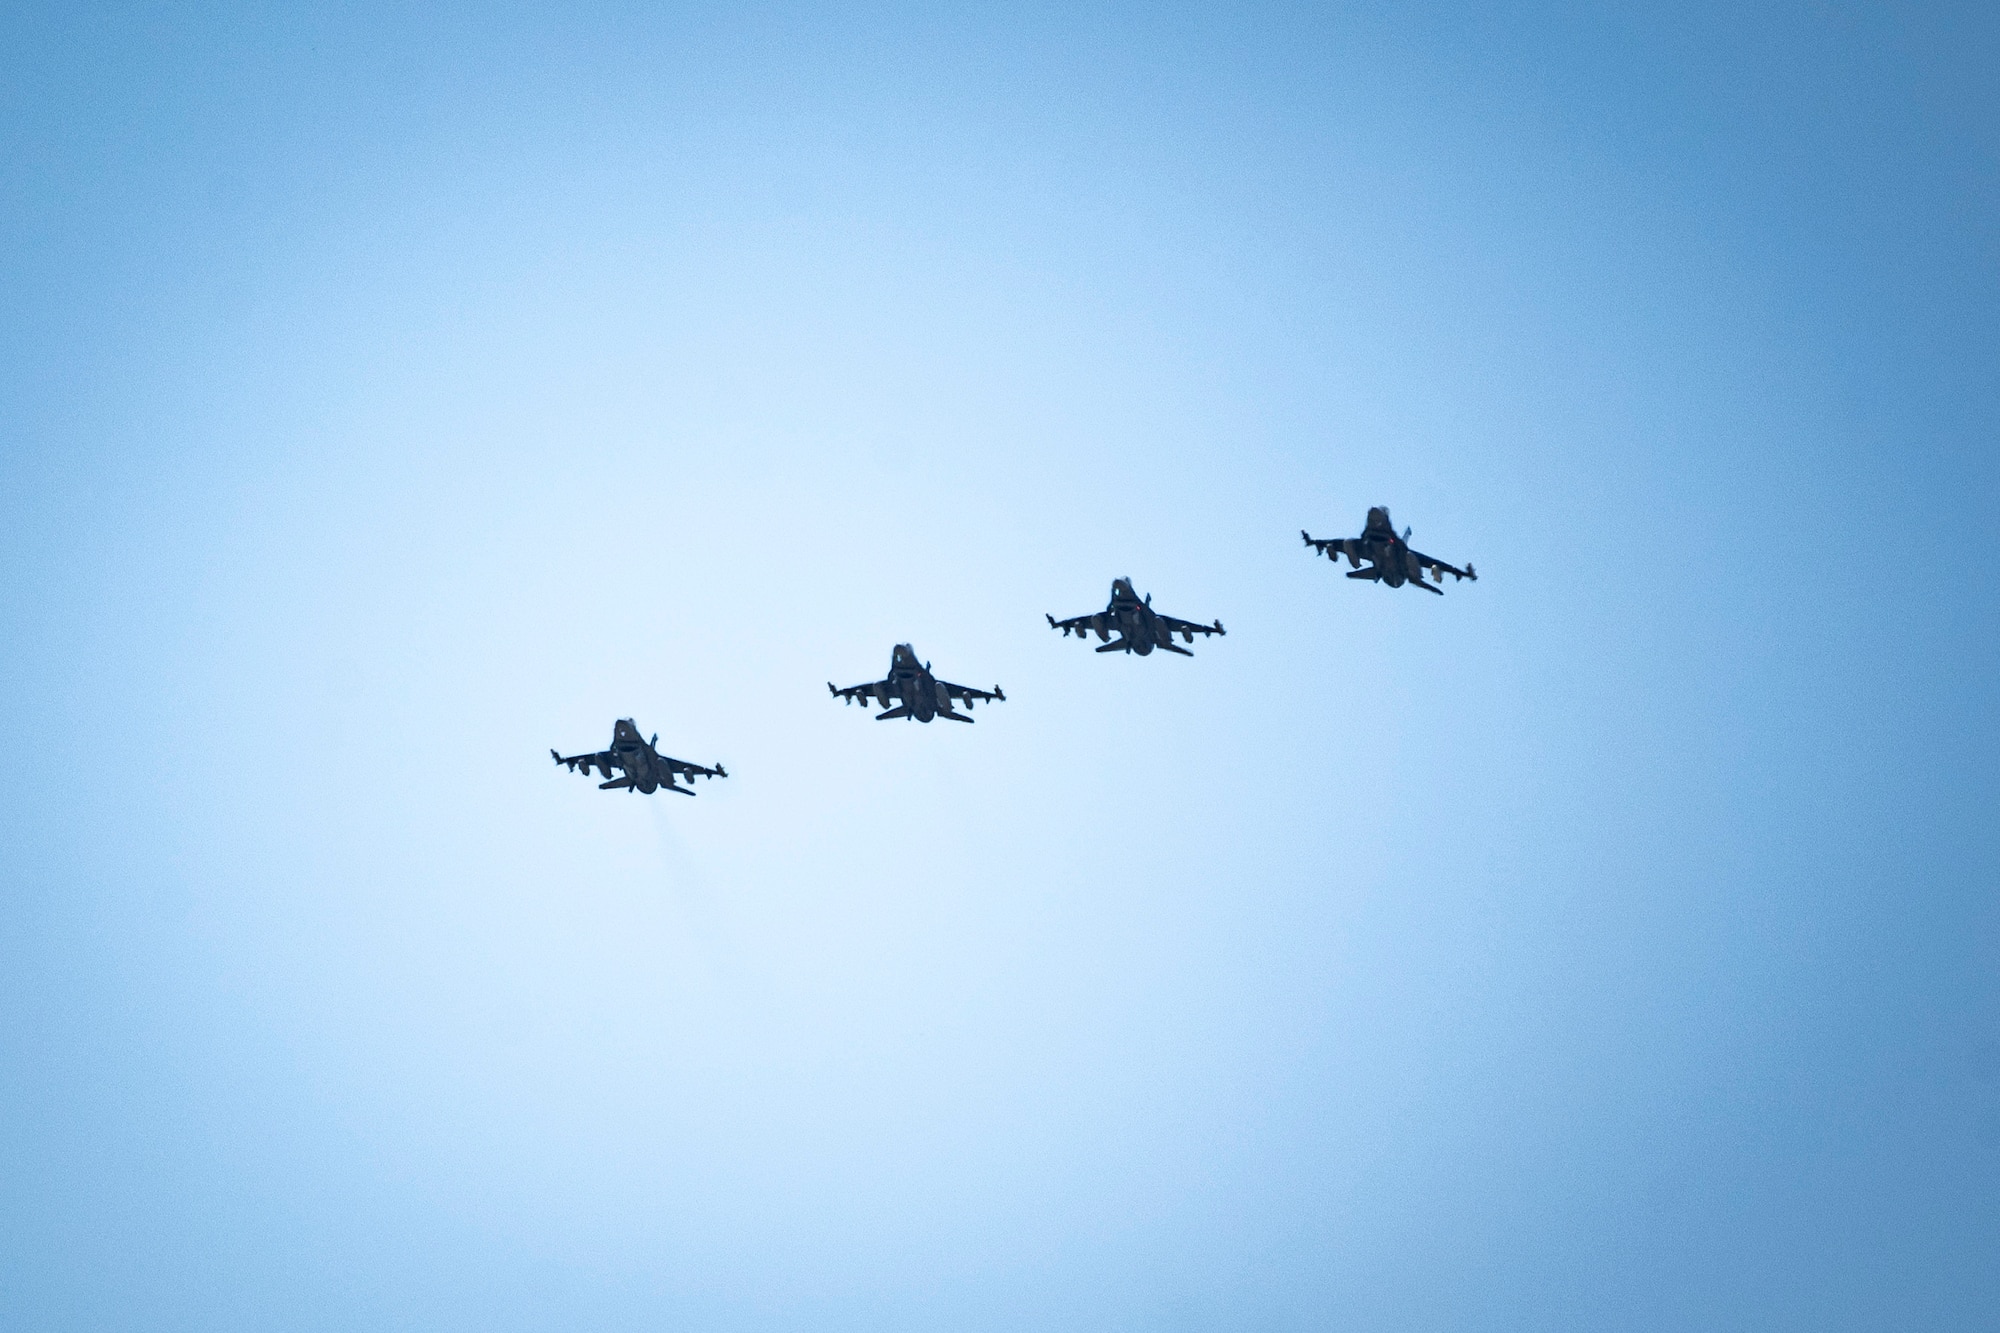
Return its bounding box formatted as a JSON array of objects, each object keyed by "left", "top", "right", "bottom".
[
  {"left": 1095, "top": 637, "right": 1132, "bottom": 653},
  {"left": 875, "top": 705, "right": 913, "bottom": 721},
  {"left": 1413, "top": 578, "right": 1444, "bottom": 595},
  {"left": 599, "top": 777, "right": 635, "bottom": 790},
  {"left": 1346, "top": 567, "right": 1381, "bottom": 580},
  {"left": 1159, "top": 641, "right": 1193, "bottom": 656},
  {"left": 938, "top": 708, "right": 974, "bottom": 723},
  {"left": 660, "top": 782, "right": 694, "bottom": 796}
]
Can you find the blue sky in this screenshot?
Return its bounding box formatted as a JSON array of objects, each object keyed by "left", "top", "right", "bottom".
[{"left": 3, "top": 4, "right": 1996, "bottom": 1329}]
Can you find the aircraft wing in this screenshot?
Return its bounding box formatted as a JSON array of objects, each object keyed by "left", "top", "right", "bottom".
[
  {"left": 552, "top": 747, "right": 621, "bottom": 778},
  {"left": 1408, "top": 548, "right": 1477, "bottom": 582},
  {"left": 1155, "top": 613, "right": 1226, "bottom": 641},
  {"left": 933, "top": 678, "right": 1005, "bottom": 707},
  {"left": 1302, "top": 530, "right": 1349, "bottom": 560},
  {"left": 661, "top": 755, "right": 728, "bottom": 783},
  {"left": 828, "top": 677, "right": 896, "bottom": 707},
  {"left": 1046, "top": 611, "right": 1109, "bottom": 640}
]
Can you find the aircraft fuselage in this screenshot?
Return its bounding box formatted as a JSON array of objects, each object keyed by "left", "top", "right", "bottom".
[
  {"left": 1114, "top": 597, "right": 1160, "bottom": 653},
  {"left": 1367, "top": 535, "right": 1413, "bottom": 586},
  {"left": 608, "top": 721, "right": 666, "bottom": 791},
  {"left": 888, "top": 647, "right": 941, "bottom": 721}
]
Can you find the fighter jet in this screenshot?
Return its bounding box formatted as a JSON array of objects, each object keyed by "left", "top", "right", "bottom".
[
  {"left": 1302, "top": 507, "right": 1477, "bottom": 594},
  {"left": 551, "top": 718, "right": 727, "bottom": 795},
  {"left": 828, "top": 644, "right": 1005, "bottom": 723},
  {"left": 1046, "top": 578, "right": 1225, "bottom": 656}
]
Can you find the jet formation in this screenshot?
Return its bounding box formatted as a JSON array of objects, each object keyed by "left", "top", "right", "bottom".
[{"left": 554, "top": 508, "right": 1474, "bottom": 793}]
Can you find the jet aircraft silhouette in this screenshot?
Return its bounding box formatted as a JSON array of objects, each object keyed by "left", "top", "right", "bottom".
[
  {"left": 829, "top": 644, "right": 1006, "bottom": 723},
  {"left": 1302, "top": 507, "right": 1476, "bottom": 594},
  {"left": 1046, "top": 578, "right": 1225, "bottom": 656},
  {"left": 551, "top": 718, "right": 727, "bottom": 795}
]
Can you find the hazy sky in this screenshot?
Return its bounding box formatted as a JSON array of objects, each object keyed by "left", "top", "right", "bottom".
[{"left": 3, "top": 3, "right": 1996, "bottom": 1329}]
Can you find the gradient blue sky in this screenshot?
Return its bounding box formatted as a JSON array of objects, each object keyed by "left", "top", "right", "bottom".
[{"left": 3, "top": 3, "right": 1996, "bottom": 1329}]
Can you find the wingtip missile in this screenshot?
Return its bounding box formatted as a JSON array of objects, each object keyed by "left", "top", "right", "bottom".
[
  {"left": 551, "top": 748, "right": 561, "bottom": 765},
  {"left": 1214, "top": 619, "right": 1225, "bottom": 634}
]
